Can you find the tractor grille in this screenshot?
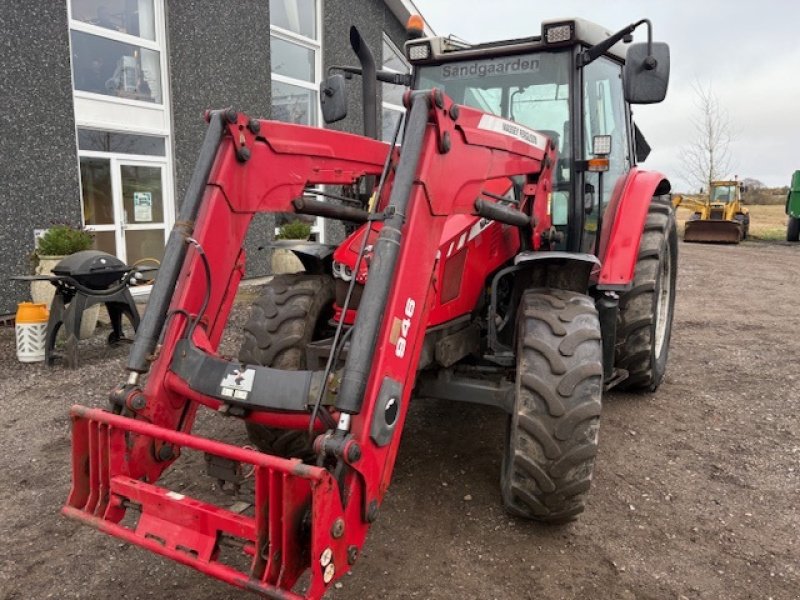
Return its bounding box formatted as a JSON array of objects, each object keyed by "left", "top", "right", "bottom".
[{"left": 709, "top": 209, "right": 724, "bottom": 220}]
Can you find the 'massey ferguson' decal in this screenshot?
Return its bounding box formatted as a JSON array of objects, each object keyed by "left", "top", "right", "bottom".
[{"left": 477, "top": 114, "right": 548, "bottom": 151}]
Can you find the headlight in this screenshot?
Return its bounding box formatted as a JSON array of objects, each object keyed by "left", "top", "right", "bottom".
[
  {"left": 543, "top": 22, "right": 574, "bottom": 44},
  {"left": 332, "top": 261, "right": 353, "bottom": 282},
  {"left": 406, "top": 42, "right": 431, "bottom": 61}
]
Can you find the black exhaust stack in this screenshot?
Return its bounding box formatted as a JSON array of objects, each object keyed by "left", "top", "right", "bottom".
[{"left": 349, "top": 26, "right": 377, "bottom": 141}]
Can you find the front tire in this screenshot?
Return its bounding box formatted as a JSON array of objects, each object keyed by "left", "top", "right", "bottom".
[
  {"left": 615, "top": 196, "right": 678, "bottom": 391},
  {"left": 501, "top": 289, "right": 603, "bottom": 523},
  {"left": 238, "top": 274, "right": 335, "bottom": 458}
]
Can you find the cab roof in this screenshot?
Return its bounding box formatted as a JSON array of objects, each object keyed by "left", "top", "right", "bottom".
[{"left": 407, "top": 17, "right": 629, "bottom": 63}]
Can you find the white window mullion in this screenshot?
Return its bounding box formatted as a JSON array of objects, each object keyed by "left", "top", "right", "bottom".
[
  {"left": 269, "top": 25, "right": 319, "bottom": 47},
  {"left": 109, "top": 157, "right": 126, "bottom": 263},
  {"left": 271, "top": 73, "right": 318, "bottom": 91},
  {"left": 69, "top": 20, "right": 161, "bottom": 51}
]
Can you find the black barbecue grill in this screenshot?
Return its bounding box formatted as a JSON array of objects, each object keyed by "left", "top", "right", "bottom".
[
  {"left": 11, "top": 250, "right": 154, "bottom": 368},
  {"left": 52, "top": 250, "right": 133, "bottom": 290}
]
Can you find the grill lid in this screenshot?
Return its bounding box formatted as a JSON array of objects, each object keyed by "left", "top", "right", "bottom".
[{"left": 52, "top": 250, "right": 131, "bottom": 288}]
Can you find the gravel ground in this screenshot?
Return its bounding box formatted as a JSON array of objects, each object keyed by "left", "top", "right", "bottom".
[{"left": 1, "top": 240, "right": 799, "bottom": 599}]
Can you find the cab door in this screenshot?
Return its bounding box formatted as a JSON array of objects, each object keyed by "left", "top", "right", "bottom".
[{"left": 580, "top": 56, "right": 631, "bottom": 252}]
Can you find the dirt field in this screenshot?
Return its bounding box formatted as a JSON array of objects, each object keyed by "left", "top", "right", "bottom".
[{"left": 1, "top": 240, "right": 799, "bottom": 600}]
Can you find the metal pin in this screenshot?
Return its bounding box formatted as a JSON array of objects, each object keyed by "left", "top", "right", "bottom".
[
  {"left": 320, "top": 547, "right": 333, "bottom": 567},
  {"left": 323, "top": 563, "right": 335, "bottom": 583}
]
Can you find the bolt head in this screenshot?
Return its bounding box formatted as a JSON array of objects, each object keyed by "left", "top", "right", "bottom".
[
  {"left": 331, "top": 517, "right": 345, "bottom": 539},
  {"left": 236, "top": 147, "right": 251, "bottom": 162}
]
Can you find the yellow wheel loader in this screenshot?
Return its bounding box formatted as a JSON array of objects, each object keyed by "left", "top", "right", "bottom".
[{"left": 674, "top": 180, "right": 749, "bottom": 243}]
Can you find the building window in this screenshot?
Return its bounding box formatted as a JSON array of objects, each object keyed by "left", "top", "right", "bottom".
[
  {"left": 68, "top": 0, "right": 164, "bottom": 105},
  {"left": 270, "top": 0, "right": 320, "bottom": 126},
  {"left": 381, "top": 35, "right": 411, "bottom": 143}
]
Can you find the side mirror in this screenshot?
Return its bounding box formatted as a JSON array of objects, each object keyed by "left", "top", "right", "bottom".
[
  {"left": 623, "top": 42, "right": 670, "bottom": 104},
  {"left": 320, "top": 74, "right": 348, "bottom": 124}
]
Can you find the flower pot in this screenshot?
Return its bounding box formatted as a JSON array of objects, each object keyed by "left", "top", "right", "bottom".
[
  {"left": 270, "top": 247, "right": 305, "bottom": 274},
  {"left": 31, "top": 255, "right": 62, "bottom": 308},
  {"left": 30, "top": 254, "right": 99, "bottom": 340}
]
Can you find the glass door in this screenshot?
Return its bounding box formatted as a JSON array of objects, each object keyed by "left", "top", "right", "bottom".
[
  {"left": 118, "top": 160, "right": 166, "bottom": 265},
  {"left": 80, "top": 153, "right": 169, "bottom": 267}
]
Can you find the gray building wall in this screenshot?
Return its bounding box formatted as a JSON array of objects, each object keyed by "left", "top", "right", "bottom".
[
  {"left": 0, "top": 1, "right": 81, "bottom": 315},
  {"left": 166, "top": 0, "right": 274, "bottom": 278}
]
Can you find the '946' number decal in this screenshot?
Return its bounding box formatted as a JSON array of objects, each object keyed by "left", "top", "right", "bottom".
[{"left": 395, "top": 298, "right": 416, "bottom": 358}]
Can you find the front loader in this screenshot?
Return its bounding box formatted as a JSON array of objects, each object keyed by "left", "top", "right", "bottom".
[{"left": 63, "top": 17, "right": 676, "bottom": 598}]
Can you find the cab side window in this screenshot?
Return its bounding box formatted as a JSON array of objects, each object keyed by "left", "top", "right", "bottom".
[{"left": 582, "top": 57, "right": 629, "bottom": 248}]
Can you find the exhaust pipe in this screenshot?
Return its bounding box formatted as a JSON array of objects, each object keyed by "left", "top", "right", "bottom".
[{"left": 349, "top": 26, "right": 377, "bottom": 141}]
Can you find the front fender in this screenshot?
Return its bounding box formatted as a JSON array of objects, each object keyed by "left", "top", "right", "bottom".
[{"left": 595, "top": 168, "right": 670, "bottom": 290}]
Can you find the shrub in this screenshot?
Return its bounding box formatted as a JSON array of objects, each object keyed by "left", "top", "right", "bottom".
[
  {"left": 276, "top": 220, "right": 312, "bottom": 240},
  {"left": 36, "top": 224, "right": 94, "bottom": 256}
]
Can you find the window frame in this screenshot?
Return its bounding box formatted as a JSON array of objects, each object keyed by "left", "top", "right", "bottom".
[
  {"left": 269, "top": 3, "right": 323, "bottom": 118},
  {"left": 269, "top": 0, "right": 323, "bottom": 240},
  {"left": 381, "top": 33, "right": 410, "bottom": 143},
  {"left": 67, "top": 0, "right": 169, "bottom": 109}
]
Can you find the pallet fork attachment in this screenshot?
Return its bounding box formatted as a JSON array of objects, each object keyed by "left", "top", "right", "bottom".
[
  {"left": 63, "top": 90, "right": 556, "bottom": 598},
  {"left": 63, "top": 405, "right": 343, "bottom": 599}
]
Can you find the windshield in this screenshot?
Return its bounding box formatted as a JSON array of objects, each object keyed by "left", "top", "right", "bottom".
[
  {"left": 417, "top": 51, "right": 572, "bottom": 227},
  {"left": 711, "top": 185, "right": 736, "bottom": 203},
  {"left": 417, "top": 51, "right": 571, "bottom": 165}
]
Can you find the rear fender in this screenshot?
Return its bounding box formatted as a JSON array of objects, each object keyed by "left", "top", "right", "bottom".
[{"left": 596, "top": 168, "right": 670, "bottom": 290}]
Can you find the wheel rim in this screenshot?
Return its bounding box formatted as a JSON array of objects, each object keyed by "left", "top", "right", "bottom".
[{"left": 653, "top": 239, "right": 672, "bottom": 360}]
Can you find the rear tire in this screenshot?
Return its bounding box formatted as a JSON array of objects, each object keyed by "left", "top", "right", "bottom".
[
  {"left": 735, "top": 213, "right": 750, "bottom": 240},
  {"left": 238, "top": 274, "right": 335, "bottom": 458},
  {"left": 615, "top": 196, "right": 678, "bottom": 392},
  {"left": 501, "top": 289, "right": 603, "bottom": 523},
  {"left": 788, "top": 216, "right": 800, "bottom": 242}
]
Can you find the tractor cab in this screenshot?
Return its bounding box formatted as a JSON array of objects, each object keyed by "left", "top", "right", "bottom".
[{"left": 404, "top": 18, "right": 670, "bottom": 252}]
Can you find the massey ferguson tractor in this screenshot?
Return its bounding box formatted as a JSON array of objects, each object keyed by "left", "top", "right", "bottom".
[{"left": 63, "top": 16, "right": 676, "bottom": 599}]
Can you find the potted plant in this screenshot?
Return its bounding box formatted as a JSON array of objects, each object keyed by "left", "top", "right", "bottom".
[
  {"left": 31, "top": 224, "right": 99, "bottom": 339},
  {"left": 271, "top": 219, "right": 312, "bottom": 274}
]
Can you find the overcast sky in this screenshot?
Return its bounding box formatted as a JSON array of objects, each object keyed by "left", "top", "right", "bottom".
[{"left": 413, "top": 0, "right": 800, "bottom": 191}]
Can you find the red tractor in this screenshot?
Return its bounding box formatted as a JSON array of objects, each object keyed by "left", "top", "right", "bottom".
[{"left": 63, "top": 17, "right": 676, "bottom": 599}]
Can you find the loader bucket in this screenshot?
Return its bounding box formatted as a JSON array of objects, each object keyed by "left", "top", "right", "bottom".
[
  {"left": 62, "top": 405, "right": 348, "bottom": 599},
  {"left": 683, "top": 219, "right": 743, "bottom": 244}
]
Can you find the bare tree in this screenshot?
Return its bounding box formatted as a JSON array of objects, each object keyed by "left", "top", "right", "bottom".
[{"left": 681, "top": 82, "right": 734, "bottom": 192}]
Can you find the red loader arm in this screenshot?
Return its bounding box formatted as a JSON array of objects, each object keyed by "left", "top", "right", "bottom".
[{"left": 64, "top": 91, "right": 556, "bottom": 598}]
